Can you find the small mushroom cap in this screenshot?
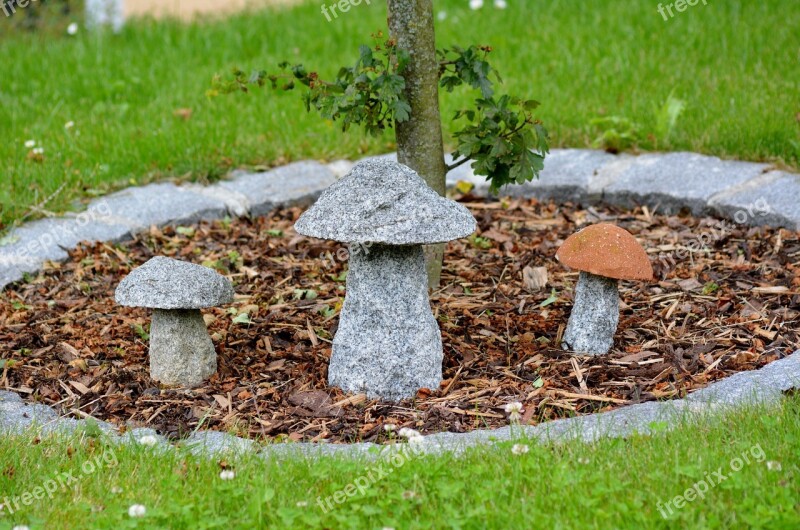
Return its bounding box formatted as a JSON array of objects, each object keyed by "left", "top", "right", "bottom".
[
  {"left": 115, "top": 256, "right": 234, "bottom": 309},
  {"left": 556, "top": 223, "right": 654, "bottom": 281},
  {"left": 294, "top": 159, "right": 476, "bottom": 245}
]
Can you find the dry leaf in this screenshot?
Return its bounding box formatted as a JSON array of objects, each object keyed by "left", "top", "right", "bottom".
[{"left": 522, "top": 266, "right": 548, "bottom": 291}]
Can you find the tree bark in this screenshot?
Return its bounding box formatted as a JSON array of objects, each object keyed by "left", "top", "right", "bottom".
[{"left": 387, "top": 0, "right": 447, "bottom": 289}]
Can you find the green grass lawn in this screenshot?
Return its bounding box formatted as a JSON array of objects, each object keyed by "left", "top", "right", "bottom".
[
  {"left": 1, "top": 0, "right": 799, "bottom": 229},
  {"left": 1, "top": 396, "right": 798, "bottom": 529}
]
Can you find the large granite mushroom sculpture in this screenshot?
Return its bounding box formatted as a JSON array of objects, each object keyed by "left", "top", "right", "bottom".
[
  {"left": 115, "top": 256, "right": 234, "bottom": 387},
  {"left": 294, "top": 159, "right": 477, "bottom": 400},
  {"left": 556, "top": 223, "right": 653, "bottom": 355}
]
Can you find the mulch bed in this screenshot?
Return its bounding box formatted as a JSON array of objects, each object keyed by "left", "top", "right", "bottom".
[{"left": 1, "top": 196, "right": 799, "bottom": 443}]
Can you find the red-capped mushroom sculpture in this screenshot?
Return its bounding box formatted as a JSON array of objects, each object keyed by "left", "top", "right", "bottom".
[{"left": 556, "top": 223, "right": 654, "bottom": 355}]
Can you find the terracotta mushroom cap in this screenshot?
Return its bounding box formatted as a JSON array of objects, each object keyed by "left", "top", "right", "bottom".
[{"left": 556, "top": 223, "right": 654, "bottom": 281}]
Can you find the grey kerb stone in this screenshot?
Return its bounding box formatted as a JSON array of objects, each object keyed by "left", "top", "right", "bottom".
[
  {"left": 115, "top": 256, "right": 234, "bottom": 387},
  {"left": 708, "top": 171, "right": 800, "bottom": 230},
  {"left": 595, "top": 152, "right": 770, "bottom": 215},
  {"left": 3, "top": 149, "right": 799, "bottom": 293},
  {"left": 217, "top": 161, "right": 337, "bottom": 217},
  {"left": 1, "top": 351, "right": 799, "bottom": 461},
  {"left": 0, "top": 162, "right": 337, "bottom": 290},
  {"left": 294, "top": 159, "right": 476, "bottom": 400}
]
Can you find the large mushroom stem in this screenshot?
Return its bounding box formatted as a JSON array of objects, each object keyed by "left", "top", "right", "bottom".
[
  {"left": 329, "top": 243, "right": 443, "bottom": 401},
  {"left": 149, "top": 309, "right": 217, "bottom": 387},
  {"left": 562, "top": 271, "right": 620, "bottom": 355}
]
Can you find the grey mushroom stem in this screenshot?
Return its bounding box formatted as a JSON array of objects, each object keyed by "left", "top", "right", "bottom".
[
  {"left": 562, "top": 271, "right": 620, "bottom": 355},
  {"left": 328, "top": 243, "right": 443, "bottom": 400},
  {"left": 149, "top": 308, "right": 217, "bottom": 387}
]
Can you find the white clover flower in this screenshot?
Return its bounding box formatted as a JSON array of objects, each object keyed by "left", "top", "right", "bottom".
[
  {"left": 65, "top": 121, "right": 75, "bottom": 129},
  {"left": 219, "top": 470, "right": 235, "bottom": 480},
  {"left": 138, "top": 435, "right": 157, "bottom": 446},
  {"left": 511, "top": 444, "right": 529, "bottom": 455},
  {"left": 398, "top": 427, "right": 421, "bottom": 439},
  {"left": 128, "top": 504, "right": 146, "bottom": 517},
  {"left": 12, "top": 526, "right": 31, "bottom": 530},
  {"left": 578, "top": 457, "right": 590, "bottom": 465},
  {"left": 32, "top": 147, "right": 44, "bottom": 155},
  {"left": 494, "top": 0, "right": 507, "bottom": 8},
  {"left": 504, "top": 402, "right": 523, "bottom": 414},
  {"left": 767, "top": 461, "right": 782, "bottom": 471},
  {"left": 437, "top": 10, "right": 447, "bottom": 20},
  {"left": 111, "top": 486, "right": 123, "bottom": 494},
  {"left": 504, "top": 401, "right": 524, "bottom": 422},
  {"left": 408, "top": 435, "right": 425, "bottom": 447},
  {"left": 67, "top": 23, "right": 79, "bottom": 35},
  {"left": 383, "top": 424, "right": 397, "bottom": 432},
  {"left": 469, "top": 0, "right": 483, "bottom": 10},
  {"left": 296, "top": 501, "right": 308, "bottom": 507},
  {"left": 24, "top": 140, "right": 36, "bottom": 148}
]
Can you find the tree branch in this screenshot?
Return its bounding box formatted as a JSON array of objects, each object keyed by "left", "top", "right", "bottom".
[{"left": 446, "top": 155, "right": 473, "bottom": 172}]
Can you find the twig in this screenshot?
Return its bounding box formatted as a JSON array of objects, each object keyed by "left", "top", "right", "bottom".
[
  {"left": 20, "top": 181, "right": 67, "bottom": 222},
  {"left": 445, "top": 155, "right": 473, "bottom": 172}
]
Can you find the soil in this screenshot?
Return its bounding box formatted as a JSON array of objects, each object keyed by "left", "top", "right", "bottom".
[{"left": 1, "top": 196, "right": 798, "bottom": 443}]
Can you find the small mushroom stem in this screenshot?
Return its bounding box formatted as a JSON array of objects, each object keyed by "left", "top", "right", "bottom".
[
  {"left": 329, "top": 243, "right": 443, "bottom": 400},
  {"left": 149, "top": 309, "right": 217, "bottom": 387},
  {"left": 562, "top": 271, "right": 620, "bottom": 355}
]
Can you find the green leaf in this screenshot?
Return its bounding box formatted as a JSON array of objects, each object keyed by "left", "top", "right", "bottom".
[
  {"left": 539, "top": 289, "right": 559, "bottom": 308},
  {"left": 0, "top": 234, "right": 20, "bottom": 246},
  {"left": 468, "top": 235, "right": 492, "bottom": 249},
  {"left": 232, "top": 313, "right": 252, "bottom": 325},
  {"left": 523, "top": 99, "right": 541, "bottom": 111},
  {"left": 357, "top": 44, "right": 374, "bottom": 67},
  {"left": 456, "top": 134, "right": 483, "bottom": 158},
  {"left": 440, "top": 75, "right": 462, "bottom": 92},
  {"left": 133, "top": 324, "right": 150, "bottom": 341},
  {"left": 392, "top": 99, "right": 412, "bottom": 122},
  {"left": 293, "top": 289, "right": 318, "bottom": 300},
  {"left": 291, "top": 64, "right": 307, "bottom": 79},
  {"left": 476, "top": 72, "right": 494, "bottom": 99},
  {"left": 395, "top": 49, "right": 411, "bottom": 73},
  {"left": 655, "top": 90, "right": 686, "bottom": 142}
]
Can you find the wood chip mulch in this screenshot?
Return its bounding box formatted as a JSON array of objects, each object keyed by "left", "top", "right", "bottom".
[{"left": 1, "top": 197, "right": 798, "bottom": 443}]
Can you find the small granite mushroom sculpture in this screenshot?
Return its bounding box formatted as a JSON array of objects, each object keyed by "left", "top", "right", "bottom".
[
  {"left": 294, "top": 159, "right": 477, "bottom": 400},
  {"left": 115, "top": 256, "right": 234, "bottom": 387},
  {"left": 556, "top": 223, "right": 653, "bottom": 355}
]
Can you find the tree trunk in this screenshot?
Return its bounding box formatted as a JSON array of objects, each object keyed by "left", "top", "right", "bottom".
[{"left": 387, "top": 0, "right": 447, "bottom": 289}]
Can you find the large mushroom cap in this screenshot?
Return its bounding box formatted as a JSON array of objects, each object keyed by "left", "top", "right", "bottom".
[
  {"left": 115, "top": 256, "right": 234, "bottom": 309},
  {"left": 556, "top": 223, "right": 654, "bottom": 281},
  {"left": 294, "top": 159, "right": 476, "bottom": 245}
]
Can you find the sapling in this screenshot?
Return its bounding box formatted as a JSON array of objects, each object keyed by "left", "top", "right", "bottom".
[{"left": 210, "top": 0, "right": 550, "bottom": 288}]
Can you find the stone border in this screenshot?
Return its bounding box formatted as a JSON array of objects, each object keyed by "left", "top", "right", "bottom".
[
  {"left": 1, "top": 149, "right": 799, "bottom": 457},
  {"left": 2, "top": 149, "right": 798, "bottom": 291},
  {"left": 0, "top": 160, "right": 337, "bottom": 289},
  {"left": 2, "top": 351, "right": 799, "bottom": 458}
]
